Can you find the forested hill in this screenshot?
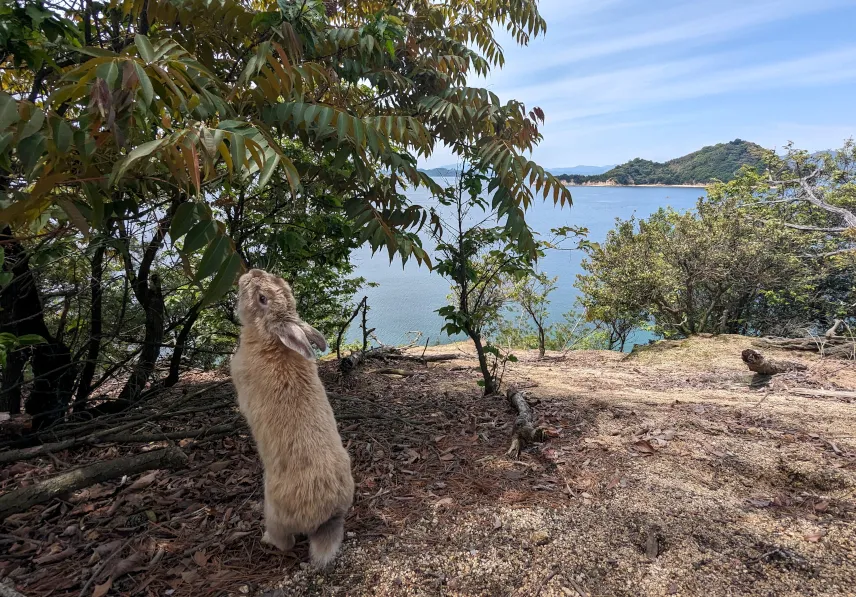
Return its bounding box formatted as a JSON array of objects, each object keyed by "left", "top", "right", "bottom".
[{"left": 558, "top": 139, "right": 765, "bottom": 185}]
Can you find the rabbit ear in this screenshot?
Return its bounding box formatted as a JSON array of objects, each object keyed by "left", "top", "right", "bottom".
[
  {"left": 275, "top": 322, "right": 316, "bottom": 360},
  {"left": 299, "top": 322, "right": 327, "bottom": 352}
]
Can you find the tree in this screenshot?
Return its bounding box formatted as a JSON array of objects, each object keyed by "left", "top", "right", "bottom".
[
  {"left": 0, "top": 0, "right": 570, "bottom": 420},
  {"left": 731, "top": 140, "right": 856, "bottom": 248},
  {"left": 503, "top": 272, "right": 557, "bottom": 358},
  {"left": 576, "top": 188, "right": 852, "bottom": 341},
  {"left": 435, "top": 165, "right": 536, "bottom": 395}
]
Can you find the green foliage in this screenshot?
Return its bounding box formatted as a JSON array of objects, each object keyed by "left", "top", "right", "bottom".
[
  {"left": 0, "top": 0, "right": 568, "bottom": 412},
  {"left": 578, "top": 153, "right": 856, "bottom": 340},
  {"left": 496, "top": 308, "right": 611, "bottom": 352},
  {"left": 434, "top": 163, "right": 539, "bottom": 394},
  {"left": 560, "top": 140, "right": 764, "bottom": 186}
]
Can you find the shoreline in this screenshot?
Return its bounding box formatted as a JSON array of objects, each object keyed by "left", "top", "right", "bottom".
[{"left": 562, "top": 182, "right": 709, "bottom": 189}]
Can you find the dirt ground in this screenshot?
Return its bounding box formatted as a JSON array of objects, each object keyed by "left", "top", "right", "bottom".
[{"left": 1, "top": 335, "right": 855, "bottom": 597}]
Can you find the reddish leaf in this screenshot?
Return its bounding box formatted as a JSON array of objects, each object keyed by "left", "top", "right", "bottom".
[{"left": 192, "top": 550, "right": 209, "bottom": 567}]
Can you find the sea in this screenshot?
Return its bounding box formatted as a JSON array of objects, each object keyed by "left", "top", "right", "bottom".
[{"left": 346, "top": 184, "right": 707, "bottom": 351}]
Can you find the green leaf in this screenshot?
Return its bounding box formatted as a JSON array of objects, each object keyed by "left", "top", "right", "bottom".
[
  {"left": 95, "top": 60, "right": 119, "bottom": 89},
  {"left": 52, "top": 118, "right": 73, "bottom": 154},
  {"left": 17, "top": 334, "right": 47, "bottom": 346},
  {"left": 201, "top": 252, "right": 243, "bottom": 307},
  {"left": 0, "top": 132, "right": 13, "bottom": 155},
  {"left": 135, "top": 34, "right": 155, "bottom": 63},
  {"left": 196, "top": 234, "right": 229, "bottom": 281},
  {"left": 0, "top": 93, "right": 20, "bottom": 131},
  {"left": 17, "top": 133, "right": 46, "bottom": 175},
  {"left": 110, "top": 138, "right": 166, "bottom": 185},
  {"left": 257, "top": 154, "right": 279, "bottom": 190},
  {"left": 134, "top": 63, "right": 154, "bottom": 106},
  {"left": 170, "top": 202, "right": 198, "bottom": 242},
  {"left": 183, "top": 221, "right": 215, "bottom": 254},
  {"left": 58, "top": 199, "right": 90, "bottom": 241},
  {"left": 230, "top": 133, "right": 245, "bottom": 176},
  {"left": 19, "top": 108, "right": 45, "bottom": 141}
]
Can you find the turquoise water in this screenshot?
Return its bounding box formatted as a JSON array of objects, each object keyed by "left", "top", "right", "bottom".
[{"left": 348, "top": 185, "right": 706, "bottom": 350}]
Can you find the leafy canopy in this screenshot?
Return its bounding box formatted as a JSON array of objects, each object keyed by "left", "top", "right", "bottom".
[{"left": 1, "top": 0, "right": 570, "bottom": 304}]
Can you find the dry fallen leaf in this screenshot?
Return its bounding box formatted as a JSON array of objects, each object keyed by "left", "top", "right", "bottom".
[
  {"left": 633, "top": 440, "right": 657, "bottom": 455},
  {"left": 804, "top": 530, "right": 826, "bottom": 543},
  {"left": 606, "top": 475, "right": 622, "bottom": 490},
  {"left": 192, "top": 550, "right": 209, "bottom": 567},
  {"left": 747, "top": 498, "right": 772, "bottom": 508},
  {"left": 92, "top": 579, "right": 112, "bottom": 597},
  {"left": 109, "top": 551, "right": 147, "bottom": 579},
  {"left": 434, "top": 497, "right": 454, "bottom": 509},
  {"left": 814, "top": 500, "right": 830, "bottom": 512},
  {"left": 208, "top": 461, "right": 231, "bottom": 473},
  {"left": 127, "top": 470, "right": 159, "bottom": 492},
  {"left": 439, "top": 453, "right": 456, "bottom": 461},
  {"left": 493, "top": 515, "right": 502, "bottom": 530}
]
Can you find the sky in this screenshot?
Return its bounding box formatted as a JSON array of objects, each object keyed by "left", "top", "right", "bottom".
[{"left": 421, "top": 0, "right": 856, "bottom": 168}]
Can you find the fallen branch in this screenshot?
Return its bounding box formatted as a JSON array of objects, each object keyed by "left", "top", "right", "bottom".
[
  {"left": 338, "top": 346, "right": 389, "bottom": 374},
  {"left": 94, "top": 421, "right": 240, "bottom": 444},
  {"left": 372, "top": 368, "right": 416, "bottom": 377},
  {"left": 741, "top": 349, "right": 808, "bottom": 375},
  {"left": 505, "top": 388, "right": 545, "bottom": 459},
  {"left": 392, "top": 353, "right": 457, "bottom": 363},
  {"left": 753, "top": 336, "right": 856, "bottom": 359},
  {"left": 0, "top": 383, "right": 226, "bottom": 464},
  {"left": 789, "top": 388, "right": 856, "bottom": 400},
  {"left": 0, "top": 447, "right": 187, "bottom": 520}
]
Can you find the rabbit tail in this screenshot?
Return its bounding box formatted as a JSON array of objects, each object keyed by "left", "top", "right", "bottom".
[{"left": 309, "top": 514, "right": 345, "bottom": 568}]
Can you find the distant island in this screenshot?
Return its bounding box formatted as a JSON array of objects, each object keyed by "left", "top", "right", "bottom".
[
  {"left": 420, "top": 165, "right": 618, "bottom": 178},
  {"left": 547, "top": 165, "right": 616, "bottom": 176},
  {"left": 558, "top": 139, "right": 765, "bottom": 186}
]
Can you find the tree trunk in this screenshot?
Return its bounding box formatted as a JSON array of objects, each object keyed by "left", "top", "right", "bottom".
[
  {"left": 74, "top": 240, "right": 106, "bottom": 409},
  {"left": 119, "top": 273, "right": 165, "bottom": 402},
  {"left": 164, "top": 301, "right": 202, "bottom": 387},
  {"left": 471, "top": 332, "right": 496, "bottom": 395},
  {"left": 0, "top": 446, "right": 187, "bottom": 519},
  {"left": 0, "top": 349, "right": 25, "bottom": 415},
  {"left": 117, "top": 200, "right": 178, "bottom": 402},
  {"left": 537, "top": 324, "right": 545, "bottom": 358},
  {"left": 0, "top": 228, "right": 74, "bottom": 428},
  {"left": 741, "top": 349, "right": 808, "bottom": 375}
]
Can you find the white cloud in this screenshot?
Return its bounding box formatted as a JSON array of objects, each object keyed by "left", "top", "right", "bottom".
[
  {"left": 499, "top": 46, "right": 856, "bottom": 124},
  {"left": 494, "top": 0, "right": 846, "bottom": 78}
]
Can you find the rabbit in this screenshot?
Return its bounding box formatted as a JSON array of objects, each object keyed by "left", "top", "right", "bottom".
[{"left": 230, "top": 268, "right": 354, "bottom": 568}]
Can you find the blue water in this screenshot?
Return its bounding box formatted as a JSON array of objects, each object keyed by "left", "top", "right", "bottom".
[{"left": 348, "top": 185, "right": 706, "bottom": 349}]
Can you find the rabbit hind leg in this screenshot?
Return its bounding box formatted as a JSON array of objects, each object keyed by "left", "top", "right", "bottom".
[{"left": 262, "top": 519, "right": 295, "bottom": 551}]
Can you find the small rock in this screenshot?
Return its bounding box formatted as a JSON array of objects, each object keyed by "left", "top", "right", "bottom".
[
  {"left": 531, "top": 530, "right": 551, "bottom": 546},
  {"left": 238, "top": 586, "right": 250, "bottom": 594}
]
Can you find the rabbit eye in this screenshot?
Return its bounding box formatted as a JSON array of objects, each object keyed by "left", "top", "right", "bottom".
[{"left": 258, "top": 294, "right": 267, "bottom": 305}]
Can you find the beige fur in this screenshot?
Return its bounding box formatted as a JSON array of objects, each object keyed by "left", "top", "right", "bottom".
[{"left": 230, "top": 269, "right": 354, "bottom": 568}]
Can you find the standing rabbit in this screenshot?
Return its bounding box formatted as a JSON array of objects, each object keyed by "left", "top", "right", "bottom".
[{"left": 230, "top": 268, "right": 354, "bottom": 568}]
